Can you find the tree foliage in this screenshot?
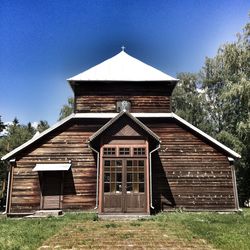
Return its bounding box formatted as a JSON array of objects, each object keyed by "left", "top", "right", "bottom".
[
  {"left": 37, "top": 120, "right": 50, "bottom": 133},
  {"left": 0, "top": 117, "right": 50, "bottom": 198},
  {"left": 172, "top": 72, "right": 213, "bottom": 134},
  {"left": 173, "top": 19, "right": 250, "bottom": 205},
  {"left": 59, "top": 97, "right": 74, "bottom": 120},
  {"left": 0, "top": 116, "right": 5, "bottom": 133}
]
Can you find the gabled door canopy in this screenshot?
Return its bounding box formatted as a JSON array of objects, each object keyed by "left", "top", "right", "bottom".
[
  {"left": 88, "top": 111, "right": 161, "bottom": 214},
  {"left": 88, "top": 111, "right": 161, "bottom": 147}
]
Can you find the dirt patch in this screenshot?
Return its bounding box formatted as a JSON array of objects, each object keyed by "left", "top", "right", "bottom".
[{"left": 39, "top": 220, "right": 215, "bottom": 249}]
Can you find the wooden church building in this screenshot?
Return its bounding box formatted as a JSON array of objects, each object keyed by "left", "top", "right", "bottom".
[{"left": 1, "top": 50, "right": 241, "bottom": 216}]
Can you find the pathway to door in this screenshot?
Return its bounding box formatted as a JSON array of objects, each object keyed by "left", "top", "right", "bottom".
[{"left": 39, "top": 220, "right": 215, "bottom": 250}]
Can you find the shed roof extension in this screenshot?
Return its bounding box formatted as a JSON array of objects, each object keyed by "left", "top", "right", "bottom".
[{"left": 67, "top": 51, "right": 178, "bottom": 82}]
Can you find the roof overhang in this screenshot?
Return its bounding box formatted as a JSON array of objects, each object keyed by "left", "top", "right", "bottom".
[
  {"left": 1, "top": 112, "right": 241, "bottom": 161},
  {"left": 32, "top": 163, "right": 71, "bottom": 171},
  {"left": 68, "top": 80, "right": 178, "bottom": 93}
]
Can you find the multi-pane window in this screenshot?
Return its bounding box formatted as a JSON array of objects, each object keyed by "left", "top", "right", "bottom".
[
  {"left": 103, "top": 147, "right": 116, "bottom": 156},
  {"left": 103, "top": 146, "right": 147, "bottom": 157},
  {"left": 104, "top": 160, "right": 122, "bottom": 193},
  {"left": 103, "top": 146, "right": 146, "bottom": 195},
  {"left": 126, "top": 159, "right": 145, "bottom": 193},
  {"left": 119, "top": 147, "right": 130, "bottom": 156},
  {"left": 133, "top": 147, "right": 146, "bottom": 156}
]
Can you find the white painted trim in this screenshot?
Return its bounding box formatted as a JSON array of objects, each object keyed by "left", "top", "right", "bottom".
[
  {"left": 1, "top": 112, "right": 241, "bottom": 160},
  {"left": 74, "top": 113, "right": 173, "bottom": 118},
  {"left": 149, "top": 144, "right": 161, "bottom": 209},
  {"left": 32, "top": 163, "right": 71, "bottom": 171}
]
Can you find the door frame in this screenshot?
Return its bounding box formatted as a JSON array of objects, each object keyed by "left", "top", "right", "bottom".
[
  {"left": 98, "top": 139, "right": 150, "bottom": 214},
  {"left": 40, "top": 171, "right": 64, "bottom": 210}
]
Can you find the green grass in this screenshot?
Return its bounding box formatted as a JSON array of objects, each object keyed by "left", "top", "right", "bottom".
[
  {"left": 150, "top": 209, "right": 250, "bottom": 250},
  {"left": 0, "top": 209, "right": 249, "bottom": 249},
  {"left": 0, "top": 213, "right": 97, "bottom": 250}
]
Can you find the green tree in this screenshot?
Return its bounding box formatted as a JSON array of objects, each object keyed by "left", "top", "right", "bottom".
[
  {"left": 173, "top": 18, "right": 249, "bottom": 205},
  {"left": 37, "top": 120, "right": 50, "bottom": 133},
  {"left": 59, "top": 97, "right": 74, "bottom": 120},
  {"left": 1, "top": 119, "right": 36, "bottom": 153},
  {"left": 200, "top": 19, "right": 250, "bottom": 205},
  {"left": 0, "top": 119, "right": 37, "bottom": 193},
  {"left": 172, "top": 72, "right": 213, "bottom": 134},
  {"left": 0, "top": 116, "right": 5, "bottom": 133}
]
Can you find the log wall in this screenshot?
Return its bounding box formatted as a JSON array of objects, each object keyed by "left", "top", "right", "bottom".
[
  {"left": 75, "top": 95, "right": 171, "bottom": 113},
  {"left": 9, "top": 120, "right": 105, "bottom": 213},
  {"left": 73, "top": 82, "right": 174, "bottom": 113},
  {"left": 9, "top": 118, "right": 236, "bottom": 213},
  {"left": 146, "top": 120, "right": 236, "bottom": 211}
]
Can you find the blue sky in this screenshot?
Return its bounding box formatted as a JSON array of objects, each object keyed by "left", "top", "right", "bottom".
[{"left": 0, "top": 0, "right": 249, "bottom": 125}]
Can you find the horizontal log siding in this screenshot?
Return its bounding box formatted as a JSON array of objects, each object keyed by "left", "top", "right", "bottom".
[
  {"left": 9, "top": 117, "right": 236, "bottom": 213},
  {"left": 75, "top": 95, "right": 171, "bottom": 113},
  {"left": 148, "top": 121, "right": 236, "bottom": 211},
  {"left": 73, "top": 82, "right": 174, "bottom": 113},
  {"left": 10, "top": 121, "right": 103, "bottom": 213}
]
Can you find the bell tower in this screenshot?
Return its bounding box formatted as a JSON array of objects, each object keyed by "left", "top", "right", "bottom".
[{"left": 68, "top": 51, "right": 178, "bottom": 113}]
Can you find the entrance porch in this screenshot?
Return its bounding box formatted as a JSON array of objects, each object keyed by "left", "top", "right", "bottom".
[{"left": 88, "top": 111, "right": 160, "bottom": 215}]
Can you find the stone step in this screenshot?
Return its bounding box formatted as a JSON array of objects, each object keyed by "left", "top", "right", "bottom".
[
  {"left": 26, "top": 210, "right": 63, "bottom": 218},
  {"left": 98, "top": 214, "right": 150, "bottom": 221}
]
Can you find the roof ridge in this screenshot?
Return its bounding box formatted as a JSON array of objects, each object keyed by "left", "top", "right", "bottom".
[{"left": 67, "top": 51, "right": 178, "bottom": 82}]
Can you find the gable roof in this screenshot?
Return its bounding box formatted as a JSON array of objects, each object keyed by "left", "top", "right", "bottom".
[
  {"left": 88, "top": 111, "right": 160, "bottom": 143},
  {"left": 67, "top": 51, "right": 178, "bottom": 82},
  {"left": 1, "top": 112, "right": 241, "bottom": 161}
]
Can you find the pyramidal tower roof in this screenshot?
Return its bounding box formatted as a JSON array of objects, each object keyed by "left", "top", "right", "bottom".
[{"left": 67, "top": 50, "right": 177, "bottom": 82}]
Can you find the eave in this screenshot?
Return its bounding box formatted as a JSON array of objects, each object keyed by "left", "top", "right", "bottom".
[{"left": 1, "top": 112, "right": 241, "bottom": 161}]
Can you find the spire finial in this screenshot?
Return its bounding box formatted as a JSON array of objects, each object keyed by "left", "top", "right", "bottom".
[{"left": 121, "top": 46, "right": 125, "bottom": 51}]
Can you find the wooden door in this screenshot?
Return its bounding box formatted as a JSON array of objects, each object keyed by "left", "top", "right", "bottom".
[
  {"left": 102, "top": 155, "right": 147, "bottom": 213},
  {"left": 41, "top": 172, "right": 62, "bottom": 210},
  {"left": 103, "top": 159, "right": 123, "bottom": 213},
  {"left": 125, "top": 158, "right": 146, "bottom": 213}
]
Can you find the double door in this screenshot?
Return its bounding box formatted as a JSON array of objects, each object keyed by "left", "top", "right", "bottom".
[{"left": 103, "top": 158, "right": 146, "bottom": 213}]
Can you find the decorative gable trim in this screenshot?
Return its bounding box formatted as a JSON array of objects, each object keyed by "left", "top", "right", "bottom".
[{"left": 88, "top": 111, "right": 161, "bottom": 143}]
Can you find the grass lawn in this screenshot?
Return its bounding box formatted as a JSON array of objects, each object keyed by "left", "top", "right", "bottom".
[
  {"left": 150, "top": 209, "right": 250, "bottom": 250},
  {"left": 0, "top": 213, "right": 97, "bottom": 250},
  {"left": 0, "top": 209, "right": 249, "bottom": 249}
]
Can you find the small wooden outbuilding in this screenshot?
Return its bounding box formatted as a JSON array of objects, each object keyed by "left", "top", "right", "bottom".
[{"left": 1, "top": 50, "right": 240, "bottom": 215}]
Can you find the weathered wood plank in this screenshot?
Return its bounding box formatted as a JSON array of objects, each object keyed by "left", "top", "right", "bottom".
[{"left": 149, "top": 120, "right": 235, "bottom": 211}]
